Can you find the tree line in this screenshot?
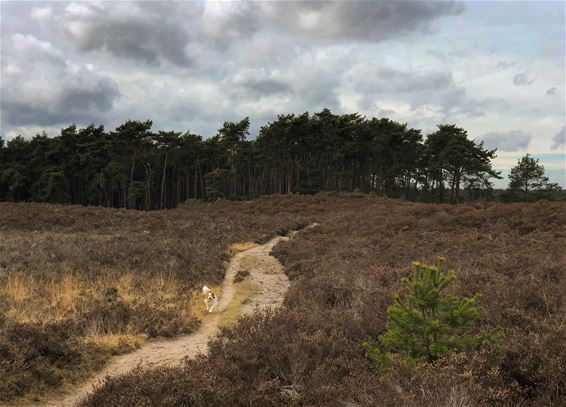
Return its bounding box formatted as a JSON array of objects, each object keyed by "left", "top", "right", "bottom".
[{"left": 0, "top": 109, "right": 561, "bottom": 209}]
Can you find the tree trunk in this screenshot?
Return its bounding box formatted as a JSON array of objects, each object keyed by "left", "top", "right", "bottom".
[
  {"left": 455, "top": 172, "right": 461, "bottom": 203},
  {"left": 144, "top": 162, "right": 152, "bottom": 211},
  {"left": 450, "top": 173, "right": 456, "bottom": 203},
  {"left": 160, "top": 151, "right": 168, "bottom": 209},
  {"left": 197, "top": 155, "right": 205, "bottom": 200},
  {"left": 129, "top": 148, "right": 137, "bottom": 208}
]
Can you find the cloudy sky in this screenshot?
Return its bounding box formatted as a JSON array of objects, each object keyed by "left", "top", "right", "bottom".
[{"left": 1, "top": 0, "right": 564, "bottom": 186}]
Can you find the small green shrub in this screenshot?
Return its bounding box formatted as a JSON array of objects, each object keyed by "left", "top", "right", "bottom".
[{"left": 367, "top": 258, "right": 502, "bottom": 364}]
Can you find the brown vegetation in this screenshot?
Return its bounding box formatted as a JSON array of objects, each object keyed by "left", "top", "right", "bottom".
[
  {"left": 77, "top": 194, "right": 565, "bottom": 406},
  {"left": 0, "top": 199, "right": 313, "bottom": 402}
]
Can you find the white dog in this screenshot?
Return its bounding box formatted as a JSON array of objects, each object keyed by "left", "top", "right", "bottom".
[{"left": 202, "top": 286, "right": 218, "bottom": 313}]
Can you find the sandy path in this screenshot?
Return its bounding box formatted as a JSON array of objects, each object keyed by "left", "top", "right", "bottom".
[{"left": 8, "top": 227, "right": 310, "bottom": 407}]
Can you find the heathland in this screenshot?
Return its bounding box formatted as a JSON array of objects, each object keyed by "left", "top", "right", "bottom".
[
  {"left": 0, "top": 197, "right": 313, "bottom": 402},
  {"left": 1, "top": 193, "right": 564, "bottom": 406}
]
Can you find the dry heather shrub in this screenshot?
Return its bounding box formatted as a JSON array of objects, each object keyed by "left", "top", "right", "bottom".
[
  {"left": 79, "top": 365, "right": 226, "bottom": 407},
  {"left": 81, "top": 195, "right": 565, "bottom": 406},
  {"left": 0, "top": 316, "right": 103, "bottom": 402},
  {"left": 80, "top": 308, "right": 365, "bottom": 407},
  {"left": 6, "top": 195, "right": 566, "bottom": 405},
  {"left": 272, "top": 198, "right": 566, "bottom": 405},
  {"left": 0, "top": 197, "right": 316, "bottom": 401}
]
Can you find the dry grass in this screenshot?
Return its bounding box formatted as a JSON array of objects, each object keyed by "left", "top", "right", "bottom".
[
  {"left": 229, "top": 241, "right": 258, "bottom": 253},
  {"left": 3, "top": 273, "right": 34, "bottom": 302},
  {"left": 84, "top": 334, "right": 148, "bottom": 355},
  {"left": 239, "top": 253, "right": 262, "bottom": 272},
  {"left": 218, "top": 277, "right": 260, "bottom": 328},
  {"left": 1, "top": 270, "right": 190, "bottom": 327},
  {"left": 3, "top": 271, "right": 82, "bottom": 324}
]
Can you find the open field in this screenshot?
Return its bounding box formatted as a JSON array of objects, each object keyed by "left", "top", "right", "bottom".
[
  {"left": 76, "top": 194, "right": 565, "bottom": 407},
  {"left": 13, "top": 229, "right": 300, "bottom": 407},
  {"left": 1, "top": 194, "right": 564, "bottom": 406},
  {"left": 0, "top": 198, "right": 315, "bottom": 402}
]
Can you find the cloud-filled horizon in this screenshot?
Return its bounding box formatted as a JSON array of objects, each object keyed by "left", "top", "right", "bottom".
[{"left": 1, "top": 0, "right": 564, "bottom": 187}]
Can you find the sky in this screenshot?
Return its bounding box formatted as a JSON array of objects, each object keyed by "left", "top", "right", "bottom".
[{"left": 1, "top": 0, "right": 565, "bottom": 187}]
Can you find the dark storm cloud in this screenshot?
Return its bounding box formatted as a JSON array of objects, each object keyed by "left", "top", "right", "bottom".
[
  {"left": 480, "top": 130, "right": 532, "bottom": 151},
  {"left": 350, "top": 65, "right": 456, "bottom": 95},
  {"left": 349, "top": 63, "right": 509, "bottom": 119},
  {"left": 513, "top": 73, "right": 535, "bottom": 86},
  {"left": 1, "top": 33, "right": 120, "bottom": 127},
  {"left": 226, "top": 60, "right": 344, "bottom": 114},
  {"left": 56, "top": 78, "right": 120, "bottom": 112},
  {"left": 203, "top": 0, "right": 261, "bottom": 44},
  {"left": 551, "top": 126, "right": 565, "bottom": 150},
  {"left": 230, "top": 71, "right": 291, "bottom": 98},
  {"left": 74, "top": 20, "right": 190, "bottom": 66},
  {"left": 50, "top": 1, "right": 200, "bottom": 66},
  {"left": 1, "top": 0, "right": 467, "bottom": 135},
  {"left": 42, "top": 1, "right": 463, "bottom": 67},
  {"left": 248, "top": 79, "right": 290, "bottom": 96},
  {"left": 258, "top": 1, "right": 464, "bottom": 42},
  {"left": 2, "top": 77, "right": 120, "bottom": 127}
]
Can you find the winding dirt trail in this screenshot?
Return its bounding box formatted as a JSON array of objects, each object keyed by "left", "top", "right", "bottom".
[{"left": 11, "top": 226, "right": 312, "bottom": 407}]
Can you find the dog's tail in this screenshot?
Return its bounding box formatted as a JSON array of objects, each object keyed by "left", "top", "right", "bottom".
[{"left": 202, "top": 286, "right": 211, "bottom": 294}]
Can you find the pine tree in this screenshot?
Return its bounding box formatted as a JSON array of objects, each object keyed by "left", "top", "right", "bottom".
[
  {"left": 204, "top": 168, "right": 229, "bottom": 201},
  {"left": 507, "top": 154, "right": 558, "bottom": 201},
  {"left": 375, "top": 258, "right": 501, "bottom": 362}
]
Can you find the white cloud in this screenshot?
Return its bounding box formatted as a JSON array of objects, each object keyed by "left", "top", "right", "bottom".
[{"left": 30, "top": 6, "right": 52, "bottom": 21}]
